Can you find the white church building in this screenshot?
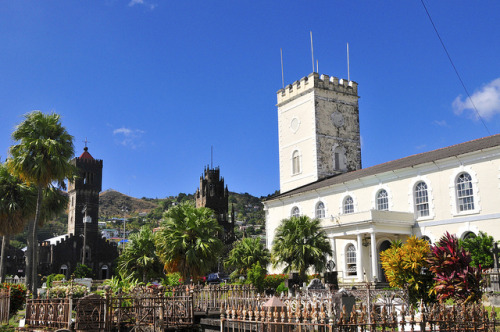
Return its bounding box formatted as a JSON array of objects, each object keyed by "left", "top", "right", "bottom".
[{"left": 264, "top": 72, "right": 500, "bottom": 283}]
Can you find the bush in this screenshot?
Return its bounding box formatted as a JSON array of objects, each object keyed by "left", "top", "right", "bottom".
[
  {"left": 162, "top": 272, "right": 183, "bottom": 287},
  {"left": 73, "top": 263, "right": 93, "bottom": 278},
  {"left": 276, "top": 282, "right": 288, "bottom": 295},
  {"left": 263, "top": 274, "right": 287, "bottom": 290},
  {"left": 44, "top": 274, "right": 65, "bottom": 288},
  {"left": 1, "top": 283, "right": 27, "bottom": 315},
  {"left": 459, "top": 231, "right": 495, "bottom": 269},
  {"left": 47, "top": 282, "right": 88, "bottom": 298},
  {"left": 246, "top": 262, "right": 265, "bottom": 292}
]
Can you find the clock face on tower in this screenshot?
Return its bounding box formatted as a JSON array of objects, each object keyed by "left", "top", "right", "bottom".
[{"left": 331, "top": 112, "right": 344, "bottom": 127}]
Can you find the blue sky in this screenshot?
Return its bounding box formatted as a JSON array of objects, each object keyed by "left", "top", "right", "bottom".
[{"left": 1, "top": 1, "right": 500, "bottom": 199}]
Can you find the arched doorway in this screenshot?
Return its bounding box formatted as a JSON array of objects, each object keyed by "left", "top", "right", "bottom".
[{"left": 378, "top": 240, "right": 391, "bottom": 283}]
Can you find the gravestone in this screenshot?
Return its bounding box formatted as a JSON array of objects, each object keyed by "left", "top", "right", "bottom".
[
  {"left": 307, "top": 278, "right": 325, "bottom": 290},
  {"left": 285, "top": 273, "right": 302, "bottom": 296},
  {"left": 333, "top": 289, "right": 355, "bottom": 321}
]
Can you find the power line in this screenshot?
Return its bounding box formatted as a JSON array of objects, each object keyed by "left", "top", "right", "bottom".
[{"left": 420, "top": 0, "right": 490, "bottom": 135}]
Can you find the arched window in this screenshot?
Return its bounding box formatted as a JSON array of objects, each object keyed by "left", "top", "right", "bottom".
[
  {"left": 343, "top": 196, "right": 354, "bottom": 214},
  {"left": 462, "top": 231, "right": 476, "bottom": 240},
  {"left": 101, "top": 265, "right": 109, "bottom": 280},
  {"left": 414, "top": 181, "right": 429, "bottom": 217},
  {"left": 292, "top": 150, "right": 301, "bottom": 175},
  {"left": 346, "top": 244, "right": 357, "bottom": 276},
  {"left": 421, "top": 236, "right": 432, "bottom": 244},
  {"left": 315, "top": 202, "right": 325, "bottom": 218},
  {"left": 291, "top": 206, "right": 300, "bottom": 218},
  {"left": 456, "top": 173, "right": 474, "bottom": 212},
  {"left": 376, "top": 190, "right": 389, "bottom": 211}
]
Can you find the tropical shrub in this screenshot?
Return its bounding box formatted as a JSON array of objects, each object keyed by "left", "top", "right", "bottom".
[
  {"left": 263, "top": 274, "right": 287, "bottom": 291},
  {"left": 162, "top": 272, "right": 183, "bottom": 287},
  {"left": 224, "top": 237, "right": 270, "bottom": 278},
  {"left": 246, "top": 262, "right": 266, "bottom": 292},
  {"left": 459, "top": 231, "right": 495, "bottom": 269},
  {"left": 380, "top": 236, "right": 433, "bottom": 305},
  {"left": 276, "top": 282, "right": 288, "bottom": 295},
  {"left": 1, "top": 283, "right": 27, "bottom": 315},
  {"left": 102, "top": 275, "right": 143, "bottom": 294},
  {"left": 44, "top": 274, "right": 65, "bottom": 288},
  {"left": 73, "top": 263, "right": 93, "bottom": 278},
  {"left": 47, "top": 283, "right": 88, "bottom": 298},
  {"left": 428, "top": 232, "right": 483, "bottom": 304}
]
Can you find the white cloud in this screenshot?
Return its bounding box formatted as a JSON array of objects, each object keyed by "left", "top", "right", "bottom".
[
  {"left": 452, "top": 78, "right": 500, "bottom": 120},
  {"left": 432, "top": 120, "right": 448, "bottom": 127},
  {"left": 112, "top": 127, "right": 145, "bottom": 149},
  {"left": 128, "top": 0, "right": 157, "bottom": 9}
]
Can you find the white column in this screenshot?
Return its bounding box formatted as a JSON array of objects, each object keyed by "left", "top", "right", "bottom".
[
  {"left": 370, "top": 232, "right": 378, "bottom": 282},
  {"left": 330, "top": 237, "right": 337, "bottom": 265},
  {"left": 356, "top": 234, "right": 363, "bottom": 282}
]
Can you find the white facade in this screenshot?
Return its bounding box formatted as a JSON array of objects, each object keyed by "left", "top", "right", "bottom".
[{"left": 265, "top": 72, "right": 500, "bottom": 283}]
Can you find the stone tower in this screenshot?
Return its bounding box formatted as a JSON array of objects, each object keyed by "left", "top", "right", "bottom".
[
  {"left": 195, "top": 166, "right": 235, "bottom": 244},
  {"left": 67, "top": 146, "right": 103, "bottom": 237},
  {"left": 277, "top": 72, "right": 361, "bottom": 193}
]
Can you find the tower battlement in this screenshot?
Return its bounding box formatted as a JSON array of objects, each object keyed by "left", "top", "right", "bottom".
[
  {"left": 277, "top": 72, "right": 358, "bottom": 105},
  {"left": 74, "top": 157, "right": 103, "bottom": 167}
]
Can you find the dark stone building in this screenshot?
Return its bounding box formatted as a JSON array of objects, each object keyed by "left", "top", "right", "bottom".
[
  {"left": 195, "top": 166, "right": 235, "bottom": 245},
  {"left": 38, "top": 147, "right": 118, "bottom": 280}
]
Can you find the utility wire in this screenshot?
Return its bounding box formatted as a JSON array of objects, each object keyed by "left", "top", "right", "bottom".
[{"left": 420, "top": 0, "right": 490, "bottom": 135}]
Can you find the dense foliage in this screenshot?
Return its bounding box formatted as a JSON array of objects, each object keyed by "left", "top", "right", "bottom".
[
  {"left": 225, "top": 237, "right": 270, "bottom": 278},
  {"left": 459, "top": 231, "right": 495, "bottom": 269},
  {"left": 73, "top": 263, "right": 94, "bottom": 279},
  {"left": 1, "top": 282, "right": 26, "bottom": 315},
  {"left": 246, "top": 262, "right": 266, "bottom": 292},
  {"left": 155, "top": 203, "right": 223, "bottom": 281},
  {"left": 271, "top": 216, "right": 331, "bottom": 282},
  {"left": 117, "top": 226, "right": 163, "bottom": 282},
  {"left": 380, "top": 236, "right": 433, "bottom": 305},
  {"left": 428, "top": 232, "right": 483, "bottom": 304}
]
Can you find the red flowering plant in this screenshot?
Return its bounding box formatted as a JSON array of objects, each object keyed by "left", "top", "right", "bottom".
[
  {"left": 427, "top": 232, "right": 483, "bottom": 304},
  {"left": 263, "top": 274, "right": 287, "bottom": 292},
  {"left": 1, "top": 282, "right": 27, "bottom": 315}
]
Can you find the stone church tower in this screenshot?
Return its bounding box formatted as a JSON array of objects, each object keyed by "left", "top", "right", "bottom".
[
  {"left": 195, "top": 166, "right": 235, "bottom": 245},
  {"left": 67, "top": 146, "right": 103, "bottom": 236},
  {"left": 277, "top": 72, "right": 361, "bottom": 193}
]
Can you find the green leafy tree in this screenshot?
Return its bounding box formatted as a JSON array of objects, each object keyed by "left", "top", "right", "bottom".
[
  {"left": 459, "top": 231, "right": 495, "bottom": 269},
  {"left": 0, "top": 162, "right": 36, "bottom": 282},
  {"left": 271, "top": 216, "right": 332, "bottom": 283},
  {"left": 225, "top": 237, "right": 270, "bottom": 278},
  {"left": 380, "top": 236, "right": 433, "bottom": 305},
  {"left": 73, "top": 263, "right": 93, "bottom": 279},
  {"left": 428, "top": 232, "right": 483, "bottom": 304},
  {"left": 246, "top": 262, "right": 266, "bottom": 292},
  {"left": 7, "top": 111, "right": 75, "bottom": 293},
  {"left": 155, "top": 203, "right": 223, "bottom": 282},
  {"left": 117, "top": 226, "right": 163, "bottom": 283}
]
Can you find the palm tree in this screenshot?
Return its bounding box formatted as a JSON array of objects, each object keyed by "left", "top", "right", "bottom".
[
  {"left": 0, "top": 162, "right": 36, "bottom": 282},
  {"left": 7, "top": 111, "right": 75, "bottom": 294},
  {"left": 271, "top": 215, "right": 332, "bottom": 282},
  {"left": 224, "top": 237, "right": 270, "bottom": 277},
  {"left": 118, "top": 226, "right": 163, "bottom": 283},
  {"left": 155, "top": 203, "right": 223, "bottom": 282}
]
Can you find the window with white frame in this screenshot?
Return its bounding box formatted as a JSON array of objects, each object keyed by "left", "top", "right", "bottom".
[
  {"left": 346, "top": 244, "right": 357, "bottom": 276},
  {"left": 291, "top": 206, "right": 300, "bottom": 218},
  {"left": 414, "top": 181, "right": 429, "bottom": 217},
  {"left": 343, "top": 196, "right": 354, "bottom": 214},
  {"left": 292, "top": 150, "right": 301, "bottom": 175},
  {"left": 376, "top": 189, "right": 389, "bottom": 211},
  {"left": 456, "top": 173, "right": 474, "bottom": 212},
  {"left": 315, "top": 202, "right": 325, "bottom": 218}
]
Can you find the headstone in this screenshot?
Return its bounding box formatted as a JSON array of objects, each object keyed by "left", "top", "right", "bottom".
[
  {"left": 323, "top": 271, "right": 339, "bottom": 290},
  {"left": 332, "top": 289, "right": 356, "bottom": 320},
  {"left": 285, "top": 273, "right": 301, "bottom": 296},
  {"left": 307, "top": 278, "right": 325, "bottom": 290}
]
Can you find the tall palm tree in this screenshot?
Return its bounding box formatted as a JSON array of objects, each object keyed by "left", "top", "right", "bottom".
[
  {"left": 271, "top": 215, "right": 332, "bottom": 282},
  {"left": 224, "top": 237, "right": 270, "bottom": 277},
  {"left": 7, "top": 111, "right": 74, "bottom": 294},
  {"left": 118, "top": 226, "right": 163, "bottom": 283},
  {"left": 0, "top": 162, "right": 36, "bottom": 282},
  {"left": 155, "top": 203, "right": 223, "bottom": 282}
]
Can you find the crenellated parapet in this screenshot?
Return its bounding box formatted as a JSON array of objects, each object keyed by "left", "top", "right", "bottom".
[{"left": 277, "top": 72, "right": 358, "bottom": 105}]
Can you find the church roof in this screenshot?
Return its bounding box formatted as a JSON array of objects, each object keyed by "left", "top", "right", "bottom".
[
  {"left": 272, "top": 133, "right": 500, "bottom": 199},
  {"left": 79, "top": 147, "right": 94, "bottom": 160}
]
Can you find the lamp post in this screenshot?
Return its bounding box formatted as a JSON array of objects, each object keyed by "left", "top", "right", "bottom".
[
  {"left": 82, "top": 204, "right": 91, "bottom": 265},
  {"left": 121, "top": 207, "right": 128, "bottom": 251}
]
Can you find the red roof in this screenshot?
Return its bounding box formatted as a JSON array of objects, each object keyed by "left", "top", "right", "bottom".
[{"left": 79, "top": 147, "right": 94, "bottom": 160}]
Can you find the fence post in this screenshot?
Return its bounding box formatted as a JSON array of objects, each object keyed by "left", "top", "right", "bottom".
[{"left": 68, "top": 295, "right": 73, "bottom": 329}]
